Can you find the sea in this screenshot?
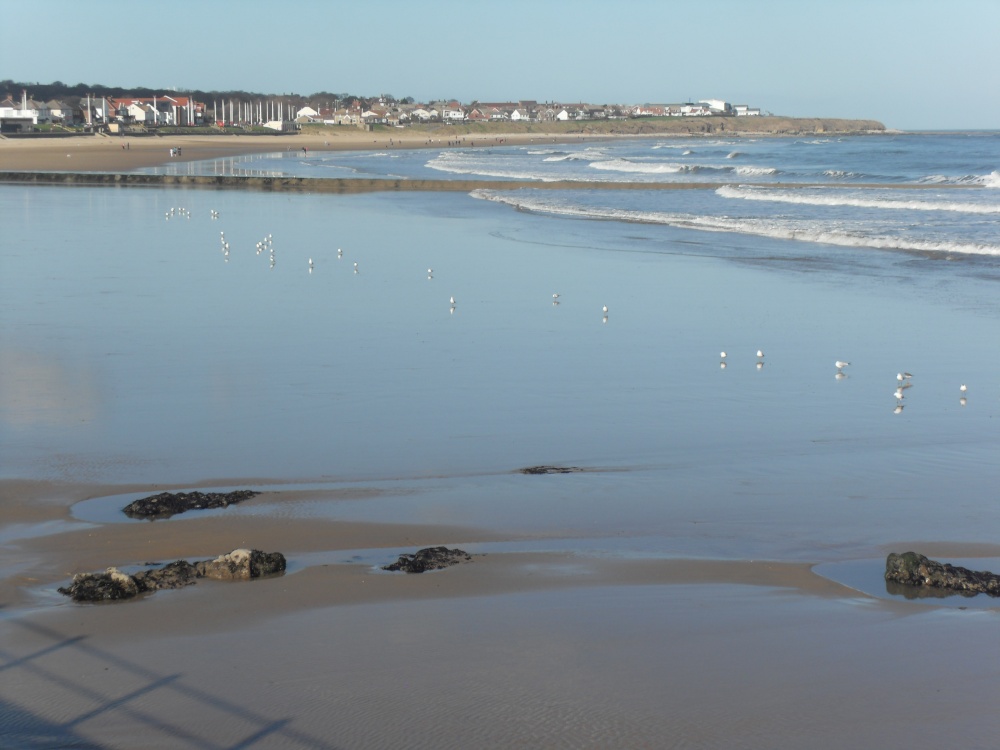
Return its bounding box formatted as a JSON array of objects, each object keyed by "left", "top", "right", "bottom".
[{"left": 2, "top": 131, "right": 1000, "bottom": 598}]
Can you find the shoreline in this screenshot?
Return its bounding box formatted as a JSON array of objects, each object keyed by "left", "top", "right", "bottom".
[{"left": 0, "top": 118, "right": 888, "bottom": 173}]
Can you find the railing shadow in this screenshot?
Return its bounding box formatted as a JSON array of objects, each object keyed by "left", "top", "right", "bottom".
[{"left": 0, "top": 615, "right": 340, "bottom": 750}]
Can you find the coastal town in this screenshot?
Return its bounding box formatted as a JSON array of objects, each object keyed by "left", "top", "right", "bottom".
[{"left": 0, "top": 88, "right": 762, "bottom": 133}]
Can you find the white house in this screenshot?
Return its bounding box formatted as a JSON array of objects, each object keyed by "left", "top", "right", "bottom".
[
  {"left": 699, "top": 99, "right": 731, "bottom": 114},
  {"left": 733, "top": 104, "right": 761, "bottom": 117}
]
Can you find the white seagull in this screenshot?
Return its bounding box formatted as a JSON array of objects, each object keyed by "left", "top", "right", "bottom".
[
  {"left": 602, "top": 304, "right": 609, "bottom": 314},
  {"left": 896, "top": 372, "right": 913, "bottom": 382},
  {"left": 756, "top": 349, "right": 764, "bottom": 359},
  {"left": 960, "top": 384, "right": 968, "bottom": 393},
  {"left": 835, "top": 360, "right": 850, "bottom": 369}
]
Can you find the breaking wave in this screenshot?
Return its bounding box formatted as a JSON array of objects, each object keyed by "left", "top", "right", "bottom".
[
  {"left": 919, "top": 171, "right": 1000, "bottom": 187},
  {"left": 716, "top": 185, "right": 1000, "bottom": 214},
  {"left": 470, "top": 190, "right": 1000, "bottom": 257},
  {"left": 589, "top": 159, "right": 689, "bottom": 174}
]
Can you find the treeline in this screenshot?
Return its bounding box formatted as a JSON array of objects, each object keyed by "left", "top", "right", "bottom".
[{"left": 1, "top": 80, "right": 412, "bottom": 108}]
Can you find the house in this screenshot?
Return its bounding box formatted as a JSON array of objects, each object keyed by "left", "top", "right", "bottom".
[
  {"left": 442, "top": 103, "right": 465, "bottom": 121},
  {"left": 733, "top": 104, "right": 761, "bottom": 117},
  {"left": 45, "top": 100, "right": 74, "bottom": 124},
  {"left": 700, "top": 99, "right": 731, "bottom": 114}
]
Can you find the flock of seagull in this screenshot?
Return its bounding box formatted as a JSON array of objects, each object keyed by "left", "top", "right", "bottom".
[
  {"left": 178, "top": 207, "right": 976, "bottom": 413},
  {"left": 718, "top": 351, "right": 970, "bottom": 413}
]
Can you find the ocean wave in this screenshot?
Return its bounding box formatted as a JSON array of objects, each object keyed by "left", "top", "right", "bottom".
[
  {"left": 716, "top": 185, "right": 1000, "bottom": 214},
  {"left": 589, "top": 159, "right": 689, "bottom": 174},
  {"left": 471, "top": 190, "right": 1000, "bottom": 257},
  {"left": 543, "top": 152, "right": 599, "bottom": 162},
  {"left": 823, "top": 170, "right": 864, "bottom": 179},
  {"left": 726, "top": 151, "right": 742, "bottom": 159},
  {"left": 426, "top": 154, "right": 565, "bottom": 181},
  {"left": 734, "top": 166, "right": 779, "bottom": 177},
  {"left": 918, "top": 171, "right": 1000, "bottom": 187}
]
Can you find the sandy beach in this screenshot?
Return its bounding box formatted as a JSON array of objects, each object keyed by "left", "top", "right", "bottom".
[
  {"left": 0, "top": 129, "right": 603, "bottom": 173},
  {"left": 3, "top": 131, "right": 1000, "bottom": 749}
]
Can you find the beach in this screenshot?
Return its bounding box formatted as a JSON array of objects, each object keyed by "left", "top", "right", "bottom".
[
  {"left": 3, "top": 132, "right": 1000, "bottom": 749},
  {"left": 0, "top": 129, "right": 605, "bottom": 173}
]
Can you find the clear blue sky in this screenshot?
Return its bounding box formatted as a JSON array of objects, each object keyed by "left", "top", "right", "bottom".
[{"left": 3, "top": 0, "right": 997, "bottom": 130}]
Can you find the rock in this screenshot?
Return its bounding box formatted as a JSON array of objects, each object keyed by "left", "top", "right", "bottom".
[
  {"left": 382, "top": 546, "right": 472, "bottom": 574},
  {"left": 132, "top": 560, "right": 200, "bottom": 592},
  {"left": 58, "top": 549, "right": 286, "bottom": 602},
  {"left": 194, "top": 549, "right": 287, "bottom": 580},
  {"left": 58, "top": 567, "right": 141, "bottom": 602},
  {"left": 518, "top": 465, "right": 582, "bottom": 475},
  {"left": 123, "top": 489, "right": 260, "bottom": 519},
  {"left": 885, "top": 552, "right": 1000, "bottom": 597}
]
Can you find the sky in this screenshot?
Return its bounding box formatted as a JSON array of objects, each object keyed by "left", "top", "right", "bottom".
[{"left": 3, "top": 0, "right": 998, "bottom": 130}]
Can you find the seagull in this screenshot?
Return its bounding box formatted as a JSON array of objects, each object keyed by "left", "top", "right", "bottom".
[
  {"left": 309, "top": 258, "right": 314, "bottom": 269},
  {"left": 553, "top": 293, "right": 560, "bottom": 300},
  {"left": 960, "top": 384, "right": 968, "bottom": 393},
  {"left": 720, "top": 351, "right": 727, "bottom": 360},
  {"left": 450, "top": 296, "right": 456, "bottom": 305},
  {"left": 835, "top": 360, "right": 850, "bottom": 370},
  {"left": 756, "top": 349, "right": 764, "bottom": 359},
  {"left": 896, "top": 372, "right": 912, "bottom": 382},
  {"left": 602, "top": 304, "right": 608, "bottom": 314}
]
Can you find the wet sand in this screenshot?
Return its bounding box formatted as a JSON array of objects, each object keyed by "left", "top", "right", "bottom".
[{"left": 4, "top": 477, "right": 1000, "bottom": 748}]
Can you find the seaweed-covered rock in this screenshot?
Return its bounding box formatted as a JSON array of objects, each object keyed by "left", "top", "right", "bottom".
[
  {"left": 382, "top": 546, "right": 472, "bottom": 574},
  {"left": 195, "top": 549, "right": 287, "bottom": 580},
  {"left": 518, "top": 465, "right": 582, "bottom": 475},
  {"left": 58, "top": 549, "right": 286, "bottom": 603},
  {"left": 58, "top": 567, "right": 141, "bottom": 602},
  {"left": 133, "top": 560, "right": 200, "bottom": 592},
  {"left": 123, "top": 490, "right": 260, "bottom": 519},
  {"left": 885, "top": 551, "right": 1000, "bottom": 597}
]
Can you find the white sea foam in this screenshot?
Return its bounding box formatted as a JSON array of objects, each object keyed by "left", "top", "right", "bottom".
[
  {"left": 726, "top": 151, "right": 742, "bottom": 159},
  {"left": 426, "top": 154, "right": 565, "bottom": 182},
  {"left": 919, "top": 171, "right": 1000, "bottom": 187},
  {"left": 471, "top": 190, "right": 1000, "bottom": 257},
  {"left": 589, "top": 159, "right": 689, "bottom": 174},
  {"left": 734, "top": 166, "right": 779, "bottom": 177},
  {"left": 716, "top": 185, "right": 1000, "bottom": 214}
]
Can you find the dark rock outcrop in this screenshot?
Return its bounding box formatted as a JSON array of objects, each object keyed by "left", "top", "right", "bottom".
[
  {"left": 885, "top": 551, "right": 1000, "bottom": 597},
  {"left": 194, "top": 549, "right": 287, "bottom": 580},
  {"left": 58, "top": 549, "right": 286, "bottom": 602},
  {"left": 519, "top": 465, "right": 582, "bottom": 475},
  {"left": 133, "top": 560, "right": 200, "bottom": 592},
  {"left": 382, "top": 546, "right": 472, "bottom": 574},
  {"left": 57, "top": 567, "right": 140, "bottom": 602},
  {"left": 123, "top": 489, "right": 260, "bottom": 519}
]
